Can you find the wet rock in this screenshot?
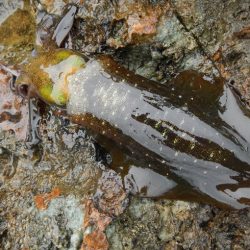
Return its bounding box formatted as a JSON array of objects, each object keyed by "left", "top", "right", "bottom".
[
  {"left": 172, "top": 0, "right": 250, "bottom": 105},
  {"left": 81, "top": 169, "right": 129, "bottom": 249},
  {"left": 1, "top": 1, "right": 250, "bottom": 249},
  {"left": 0, "top": 215, "right": 7, "bottom": 236},
  {"left": 34, "top": 187, "right": 61, "bottom": 210},
  {"left": 38, "top": 0, "right": 171, "bottom": 53},
  {"left": 71, "top": 0, "right": 116, "bottom": 53},
  {"left": 107, "top": 198, "right": 250, "bottom": 250},
  {"left": 93, "top": 169, "right": 129, "bottom": 217},
  {"left": 83, "top": 228, "right": 109, "bottom": 250},
  {"left": 35, "top": 0, "right": 67, "bottom": 16},
  {"left": 106, "top": 198, "right": 165, "bottom": 250},
  {"left": 0, "top": 110, "right": 103, "bottom": 249},
  {"left": 0, "top": 69, "right": 29, "bottom": 141},
  {"left": 107, "top": 0, "right": 170, "bottom": 48},
  {"left": 0, "top": 94, "right": 132, "bottom": 249},
  {"left": 112, "top": 3, "right": 218, "bottom": 82},
  {"left": 82, "top": 199, "right": 111, "bottom": 250},
  {"left": 29, "top": 195, "right": 84, "bottom": 249}
]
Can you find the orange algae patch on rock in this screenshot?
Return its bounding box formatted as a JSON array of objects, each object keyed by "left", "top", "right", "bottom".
[
  {"left": 108, "top": 0, "right": 170, "bottom": 47},
  {"left": 234, "top": 26, "right": 250, "bottom": 39},
  {"left": 34, "top": 187, "right": 61, "bottom": 210},
  {"left": 212, "top": 47, "right": 223, "bottom": 62},
  {"left": 0, "top": 69, "right": 29, "bottom": 140},
  {"left": 81, "top": 171, "right": 129, "bottom": 249},
  {"left": 83, "top": 230, "right": 109, "bottom": 250},
  {"left": 126, "top": 6, "right": 162, "bottom": 41},
  {"left": 211, "top": 48, "right": 232, "bottom": 79},
  {"left": 84, "top": 200, "right": 112, "bottom": 231},
  {"left": 81, "top": 200, "right": 111, "bottom": 250}
]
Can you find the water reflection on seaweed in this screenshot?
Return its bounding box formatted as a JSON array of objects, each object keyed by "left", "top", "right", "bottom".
[
  {"left": 66, "top": 57, "right": 250, "bottom": 209},
  {"left": 1, "top": 1, "right": 249, "bottom": 209}
]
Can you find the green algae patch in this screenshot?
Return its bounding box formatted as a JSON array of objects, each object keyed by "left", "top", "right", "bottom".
[
  {"left": 0, "top": 5, "right": 36, "bottom": 65},
  {"left": 55, "top": 50, "right": 74, "bottom": 61},
  {"left": 39, "top": 83, "right": 54, "bottom": 104}
]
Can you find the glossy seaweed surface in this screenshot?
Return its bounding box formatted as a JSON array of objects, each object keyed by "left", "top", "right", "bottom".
[{"left": 17, "top": 51, "right": 250, "bottom": 209}]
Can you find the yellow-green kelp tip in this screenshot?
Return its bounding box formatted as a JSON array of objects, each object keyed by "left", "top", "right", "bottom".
[
  {"left": 55, "top": 50, "right": 75, "bottom": 61},
  {"left": 39, "top": 83, "right": 69, "bottom": 106},
  {"left": 39, "top": 83, "right": 54, "bottom": 104}
]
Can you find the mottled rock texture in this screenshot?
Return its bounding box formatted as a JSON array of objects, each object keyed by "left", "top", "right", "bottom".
[{"left": 0, "top": 0, "right": 250, "bottom": 249}]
